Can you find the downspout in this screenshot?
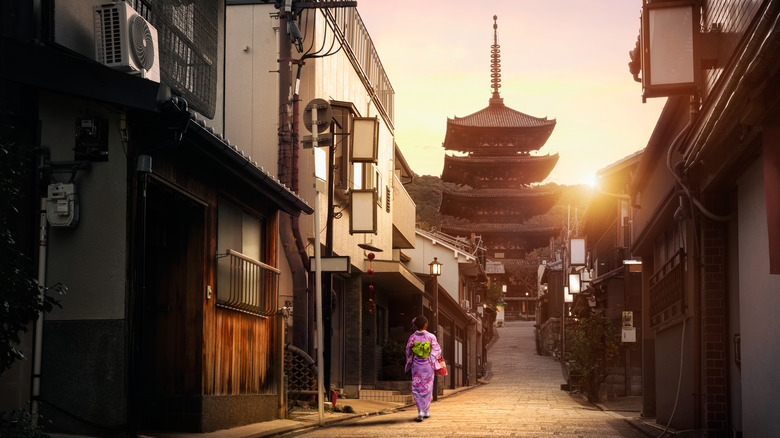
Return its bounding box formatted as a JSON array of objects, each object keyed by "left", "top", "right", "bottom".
[
  {"left": 31, "top": 198, "right": 47, "bottom": 423},
  {"left": 278, "top": 10, "right": 310, "bottom": 351}
]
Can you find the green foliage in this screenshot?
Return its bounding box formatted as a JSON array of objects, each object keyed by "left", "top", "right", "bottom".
[
  {"left": 0, "top": 112, "right": 62, "bottom": 376},
  {"left": 565, "top": 313, "right": 620, "bottom": 402},
  {"left": 485, "top": 281, "right": 503, "bottom": 307},
  {"left": 404, "top": 174, "right": 462, "bottom": 231},
  {"left": 0, "top": 408, "right": 50, "bottom": 438}
]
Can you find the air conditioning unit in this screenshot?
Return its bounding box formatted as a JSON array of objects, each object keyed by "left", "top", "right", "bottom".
[{"left": 94, "top": 2, "right": 160, "bottom": 82}]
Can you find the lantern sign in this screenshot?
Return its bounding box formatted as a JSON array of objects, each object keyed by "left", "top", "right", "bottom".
[
  {"left": 350, "top": 189, "right": 377, "bottom": 234},
  {"left": 570, "top": 238, "right": 586, "bottom": 266},
  {"left": 640, "top": 1, "right": 699, "bottom": 101},
  {"left": 350, "top": 117, "right": 379, "bottom": 162}
]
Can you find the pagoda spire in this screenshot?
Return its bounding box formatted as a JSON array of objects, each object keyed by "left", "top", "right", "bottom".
[{"left": 490, "top": 15, "right": 504, "bottom": 106}]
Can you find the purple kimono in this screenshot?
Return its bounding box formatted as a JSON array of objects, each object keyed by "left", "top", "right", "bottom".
[{"left": 405, "top": 330, "right": 442, "bottom": 413}]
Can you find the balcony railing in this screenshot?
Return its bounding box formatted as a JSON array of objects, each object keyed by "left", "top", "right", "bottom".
[
  {"left": 320, "top": 7, "right": 395, "bottom": 127},
  {"left": 217, "top": 249, "right": 280, "bottom": 317}
]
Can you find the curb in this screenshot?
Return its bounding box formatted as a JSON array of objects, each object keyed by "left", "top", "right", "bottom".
[{"left": 272, "top": 383, "right": 486, "bottom": 437}]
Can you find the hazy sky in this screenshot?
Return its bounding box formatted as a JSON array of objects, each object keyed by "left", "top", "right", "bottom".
[{"left": 357, "top": 0, "right": 667, "bottom": 186}]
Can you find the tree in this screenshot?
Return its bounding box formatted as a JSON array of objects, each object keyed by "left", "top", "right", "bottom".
[
  {"left": 0, "top": 112, "right": 62, "bottom": 376},
  {"left": 565, "top": 312, "right": 620, "bottom": 402}
]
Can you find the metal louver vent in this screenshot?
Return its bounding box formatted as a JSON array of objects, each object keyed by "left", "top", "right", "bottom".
[{"left": 95, "top": 5, "right": 123, "bottom": 66}]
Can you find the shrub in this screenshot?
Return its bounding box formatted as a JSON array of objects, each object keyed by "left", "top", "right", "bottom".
[{"left": 566, "top": 312, "right": 620, "bottom": 402}]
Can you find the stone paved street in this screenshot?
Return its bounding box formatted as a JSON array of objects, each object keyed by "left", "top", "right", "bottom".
[{"left": 282, "top": 320, "right": 647, "bottom": 437}]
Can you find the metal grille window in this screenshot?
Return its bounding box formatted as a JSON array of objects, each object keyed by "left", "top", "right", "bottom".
[
  {"left": 649, "top": 249, "right": 685, "bottom": 328},
  {"left": 130, "top": 0, "right": 219, "bottom": 117}
]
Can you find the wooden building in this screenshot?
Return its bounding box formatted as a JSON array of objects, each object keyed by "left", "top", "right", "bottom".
[
  {"left": 0, "top": 0, "right": 313, "bottom": 435},
  {"left": 627, "top": 1, "right": 780, "bottom": 435},
  {"left": 439, "top": 16, "right": 562, "bottom": 317}
]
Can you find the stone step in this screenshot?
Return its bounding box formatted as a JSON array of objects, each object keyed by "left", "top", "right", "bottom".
[{"left": 359, "top": 389, "right": 413, "bottom": 404}]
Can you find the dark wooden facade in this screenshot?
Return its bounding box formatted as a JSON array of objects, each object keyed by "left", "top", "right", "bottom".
[{"left": 131, "top": 107, "right": 308, "bottom": 431}]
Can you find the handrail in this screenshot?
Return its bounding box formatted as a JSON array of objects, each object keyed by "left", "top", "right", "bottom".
[
  {"left": 217, "top": 249, "right": 279, "bottom": 317},
  {"left": 226, "top": 249, "right": 281, "bottom": 274}
]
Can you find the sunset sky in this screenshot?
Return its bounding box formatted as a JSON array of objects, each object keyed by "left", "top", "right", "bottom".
[{"left": 357, "top": 0, "right": 668, "bottom": 186}]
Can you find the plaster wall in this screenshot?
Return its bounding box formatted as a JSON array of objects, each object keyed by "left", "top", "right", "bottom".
[
  {"left": 406, "top": 236, "right": 473, "bottom": 302},
  {"left": 654, "top": 322, "right": 696, "bottom": 429},
  {"left": 40, "top": 92, "right": 128, "bottom": 321},
  {"left": 224, "top": 4, "right": 280, "bottom": 176},
  {"left": 737, "top": 157, "right": 780, "bottom": 436}
]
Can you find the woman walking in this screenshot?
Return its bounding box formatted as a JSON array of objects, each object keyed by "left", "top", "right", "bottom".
[{"left": 405, "top": 315, "right": 442, "bottom": 422}]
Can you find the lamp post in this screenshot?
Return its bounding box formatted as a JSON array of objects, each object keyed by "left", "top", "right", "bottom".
[{"left": 429, "top": 257, "right": 442, "bottom": 401}]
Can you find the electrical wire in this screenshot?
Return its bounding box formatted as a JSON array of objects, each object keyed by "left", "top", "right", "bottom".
[
  {"left": 658, "top": 317, "right": 687, "bottom": 438},
  {"left": 666, "top": 123, "right": 735, "bottom": 222}
]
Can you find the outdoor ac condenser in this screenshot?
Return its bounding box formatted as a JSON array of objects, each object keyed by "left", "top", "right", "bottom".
[{"left": 94, "top": 2, "right": 160, "bottom": 82}]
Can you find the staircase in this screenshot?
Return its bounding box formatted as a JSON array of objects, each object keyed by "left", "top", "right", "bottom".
[{"left": 359, "top": 389, "right": 413, "bottom": 404}]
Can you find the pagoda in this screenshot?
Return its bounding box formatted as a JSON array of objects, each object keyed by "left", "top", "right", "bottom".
[{"left": 439, "top": 16, "right": 561, "bottom": 261}]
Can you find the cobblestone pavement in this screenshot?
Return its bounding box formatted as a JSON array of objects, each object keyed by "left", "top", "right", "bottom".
[{"left": 283, "top": 320, "right": 647, "bottom": 437}]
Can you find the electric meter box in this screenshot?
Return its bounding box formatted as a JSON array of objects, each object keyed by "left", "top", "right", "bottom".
[{"left": 46, "top": 183, "right": 79, "bottom": 227}]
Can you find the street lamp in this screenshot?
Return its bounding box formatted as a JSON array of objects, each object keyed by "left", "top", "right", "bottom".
[
  {"left": 429, "top": 257, "right": 442, "bottom": 334},
  {"left": 429, "top": 257, "right": 441, "bottom": 401}
]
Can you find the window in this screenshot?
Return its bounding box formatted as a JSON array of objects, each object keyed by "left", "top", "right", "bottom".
[{"left": 216, "top": 196, "right": 278, "bottom": 316}]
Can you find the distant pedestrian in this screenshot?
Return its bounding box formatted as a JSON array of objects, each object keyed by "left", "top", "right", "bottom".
[{"left": 405, "top": 315, "right": 442, "bottom": 422}]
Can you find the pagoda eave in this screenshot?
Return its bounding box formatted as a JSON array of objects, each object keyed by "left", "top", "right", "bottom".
[
  {"left": 441, "top": 223, "right": 560, "bottom": 250},
  {"left": 441, "top": 153, "right": 559, "bottom": 186},
  {"left": 442, "top": 124, "right": 555, "bottom": 153}
]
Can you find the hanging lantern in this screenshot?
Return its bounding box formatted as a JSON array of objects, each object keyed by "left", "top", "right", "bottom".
[{"left": 367, "top": 252, "right": 376, "bottom": 314}]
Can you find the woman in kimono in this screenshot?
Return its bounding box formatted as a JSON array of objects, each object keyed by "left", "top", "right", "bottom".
[{"left": 405, "top": 315, "right": 442, "bottom": 422}]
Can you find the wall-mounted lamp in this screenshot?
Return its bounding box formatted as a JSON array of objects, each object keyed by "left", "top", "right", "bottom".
[
  {"left": 568, "top": 273, "right": 581, "bottom": 294},
  {"left": 350, "top": 117, "right": 379, "bottom": 163},
  {"left": 570, "top": 238, "right": 586, "bottom": 266},
  {"left": 623, "top": 258, "right": 643, "bottom": 273},
  {"left": 638, "top": 1, "right": 722, "bottom": 102},
  {"left": 350, "top": 189, "right": 377, "bottom": 234}
]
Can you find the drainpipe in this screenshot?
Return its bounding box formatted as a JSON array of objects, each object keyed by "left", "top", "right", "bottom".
[
  {"left": 31, "top": 196, "right": 47, "bottom": 423},
  {"left": 278, "top": 10, "right": 310, "bottom": 352}
]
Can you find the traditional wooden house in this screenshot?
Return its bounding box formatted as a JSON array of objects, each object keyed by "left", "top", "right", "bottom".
[
  {"left": 628, "top": 1, "right": 780, "bottom": 435},
  {"left": 0, "top": 0, "right": 314, "bottom": 435},
  {"left": 439, "top": 16, "right": 561, "bottom": 318}
]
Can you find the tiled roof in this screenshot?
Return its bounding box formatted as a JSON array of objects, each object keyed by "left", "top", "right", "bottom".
[
  {"left": 443, "top": 224, "right": 560, "bottom": 234},
  {"left": 448, "top": 101, "right": 556, "bottom": 129},
  {"left": 444, "top": 154, "right": 558, "bottom": 164},
  {"left": 181, "top": 105, "right": 312, "bottom": 215}
]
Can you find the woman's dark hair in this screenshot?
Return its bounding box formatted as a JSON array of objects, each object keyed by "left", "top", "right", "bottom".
[{"left": 413, "top": 315, "right": 428, "bottom": 331}]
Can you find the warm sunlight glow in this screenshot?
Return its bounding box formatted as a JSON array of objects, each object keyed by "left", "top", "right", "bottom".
[{"left": 358, "top": 1, "right": 666, "bottom": 186}]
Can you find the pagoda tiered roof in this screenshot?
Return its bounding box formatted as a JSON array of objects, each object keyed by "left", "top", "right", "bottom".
[
  {"left": 436, "top": 15, "right": 560, "bottom": 257},
  {"left": 442, "top": 153, "right": 559, "bottom": 187},
  {"left": 441, "top": 223, "right": 560, "bottom": 253},
  {"left": 440, "top": 187, "right": 562, "bottom": 222},
  {"left": 442, "top": 100, "right": 556, "bottom": 153}
]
